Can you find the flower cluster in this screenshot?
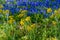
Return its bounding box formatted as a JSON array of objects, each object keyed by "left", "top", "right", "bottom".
[{"left": 0, "top": 0, "right": 60, "bottom": 40}]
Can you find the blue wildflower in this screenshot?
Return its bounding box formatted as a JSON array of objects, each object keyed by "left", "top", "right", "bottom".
[
  {"left": 38, "top": 2, "right": 44, "bottom": 6},
  {"left": 23, "top": 0, "right": 28, "bottom": 2},
  {"left": 34, "top": 2, "right": 40, "bottom": 6},
  {"left": 9, "top": 8, "right": 16, "bottom": 14},
  {"left": 28, "top": 7, "right": 38, "bottom": 13},
  {"left": 5, "top": 0, "right": 14, "bottom": 2},
  {"left": 28, "top": 2, "right": 35, "bottom": 6},
  {"left": 16, "top": 1, "right": 22, "bottom": 6},
  {"left": 22, "top": 7, "right": 28, "bottom": 10},
  {"left": 44, "top": 1, "right": 50, "bottom": 7},
  {"left": 15, "top": 8, "right": 20, "bottom": 12},
  {"left": 44, "top": 14, "right": 48, "bottom": 18},
  {"left": 16, "top": 0, "right": 23, "bottom": 2},
  {"left": 3, "top": 4, "right": 9, "bottom": 10},
  {"left": 16, "top": 1, "right": 27, "bottom": 6},
  {"left": 21, "top": 2, "right": 27, "bottom": 6},
  {"left": 8, "top": 4, "right": 15, "bottom": 8}
]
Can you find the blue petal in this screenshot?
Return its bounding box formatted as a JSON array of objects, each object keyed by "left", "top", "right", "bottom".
[
  {"left": 9, "top": 8, "right": 16, "bottom": 14},
  {"left": 15, "top": 8, "right": 20, "bottom": 12}
]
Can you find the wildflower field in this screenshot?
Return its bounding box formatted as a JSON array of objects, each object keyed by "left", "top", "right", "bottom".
[{"left": 0, "top": 0, "right": 60, "bottom": 40}]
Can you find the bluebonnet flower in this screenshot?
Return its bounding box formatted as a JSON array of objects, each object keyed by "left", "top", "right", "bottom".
[
  {"left": 16, "top": 1, "right": 27, "bottom": 6},
  {"left": 51, "top": 1, "right": 57, "bottom": 6},
  {"left": 16, "top": 0, "right": 23, "bottom": 2},
  {"left": 45, "top": 0, "right": 50, "bottom": 2},
  {"left": 44, "top": 0, "right": 52, "bottom": 8},
  {"left": 22, "top": 7, "right": 28, "bottom": 10},
  {"left": 23, "top": 0, "right": 28, "bottom": 2},
  {"left": 51, "top": 5, "right": 59, "bottom": 9},
  {"left": 44, "top": 14, "right": 48, "bottom": 18},
  {"left": 44, "top": 2, "right": 50, "bottom": 7},
  {"left": 56, "top": 0, "right": 60, "bottom": 2},
  {"left": 28, "top": 2, "right": 35, "bottom": 6},
  {"left": 27, "top": 12, "right": 31, "bottom": 16},
  {"left": 9, "top": 7, "right": 16, "bottom": 14},
  {"left": 7, "top": 4, "right": 15, "bottom": 8},
  {"left": 3, "top": 4, "right": 9, "bottom": 10},
  {"left": 40, "top": 9, "right": 46, "bottom": 14},
  {"left": 50, "top": 1, "right": 59, "bottom": 9},
  {"left": 15, "top": 8, "right": 20, "bottom": 12},
  {"left": 28, "top": 7, "right": 38, "bottom": 13},
  {"left": 38, "top": 2, "right": 44, "bottom": 6},
  {"left": 42, "top": 1, "right": 50, "bottom": 8},
  {"left": 16, "top": 1, "right": 22, "bottom": 6},
  {"left": 21, "top": 2, "right": 27, "bottom": 6},
  {"left": 2, "top": 0, "right": 60, "bottom": 16},
  {"left": 5, "top": 0, "right": 14, "bottom": 2},
  {"left": 34, "top": 2, "right": 40, "bottom": 6},
  {"left": 55, "top": 0, "right": 60, "bottom": 5}
]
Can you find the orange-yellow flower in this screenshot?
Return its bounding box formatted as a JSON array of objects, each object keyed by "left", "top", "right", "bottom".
[
  {"left": 8, "top": 19, "right": 15, "bottom": 24},
  {"left": 51, "top": 37, "right": 57, "bottom": 40},
  {"left": 5, "top": 10, "right": 9, "bottom": 13},
  {"left": 21, "top": 10, "right": 27, "bottom": 13},
  {"left": 53, "top": 9, "right": 60, "bottom": 18},
  {"left": 9, "top": 16, "right": 13, "bottom": 18},
  {"left": 20, "top": 19, "right": 25, "bottom": 26},
  {"left": 47, "top": 8, "right": 52, "bottom": 13},
  {"left": 25, "top": 16, "right": 31, "bottom": 21},
  {"left": 9, "top": 16, "right": 13, "bottom": 19},
  {"left": 50, "top": 14, "right": 54, "bottom": 18},
  {"left": 0, "top": 9, "right": 3, "bottom": 13},
  {"left": 3, "top": 10, "right": 9, "bottom": 14},
  {"left": 0, "top": 4, "right": 4, "bottom": 8},
  {"left": 58, "top": 8, "right": 60, "bottom": 13},
  {"left": 54, "top": 10, "right": 58, "bottom": 15},
  {"left": 27, "top": 26, "right": 32, "bottom": 32},
  {"left": 31, "top": 24, "right": 36, "bottom": 28},
  {"left": 52, "top": 21, "right": 57, "bottom": 25},
  {"left": 18, "top": 13, "right": 24, "bottom": 18},
  {"left": 0, "top": 30, "right": 7, "bottom": 39},
  {"left": 46, "top": 37, "right": 58, "bottom": 40}
]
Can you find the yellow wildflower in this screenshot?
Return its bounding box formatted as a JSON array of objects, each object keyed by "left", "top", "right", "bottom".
[
  {"left": 5, "top": 10, "right": 9, "bottom": 13},
  {"left": 58, "top": 8, "right": 60, "bottom": 13},
  {"left": 0, "top": 30, "right": 7, "bottom": 39},
  {"left": 45, "top": 18, "right": 49, "bottom": 22},
  {"left": 56, "top": 14, "right": 60, "bottom": 19},
  {"left": 52, "top": 21, "right": 57, "bottom": 25},
  {"left": 3, "top": 10, "right": 9, "bottom": 14},
  {"left": 0, "top": 9, "right": 3, "bottom": 13},
  {"left": 9, "top": 17, "right": 13, "bottom": 20},
  {"left": 3, "top": 10, "right": 5, "bottom": 14},
  {"left": 25, "top": 16, "right": 31, "bottom": 21},
  {"left": 50, "top": 14, "right": 54, "bottom": 18},
  {"left": 0, "top": 4, "right": 4, "bottom": 8},
  {"left": 21, "top": 35, "right": 28, "bottom": 40},
  {"left": 9, "top": 16, "right": 14, "bottom": 19},
  {"left": 8, "top": 19, "right": 15, "bottom": 24},
  {"left": 18, "top": 13, "right": 24, "bottom": 18},
  {"left": 47, "top": 8, "right": 52, "bottom": 13},
  {"left": 54, "top": 9, "right": 60, "bottom": 18},
  {"left": 9, "top": 16, "right": 13, "bottom": 18},
  {"left": 21, "top": 10, "right": 27, "bottom": 13},
  {"left": 20, "top": 19, "right": 25, "bottom": 26},
  {"left": 54, "top": 10, "right": 58, "bottom": 15},
  {"left": 51, "top": 37, "right": 57, "bottom": 40},
  {"left": 47, "top": 37, "right": 58, "bottom": 40},
  {"left": 46, "top": 38, "right": 50, "bottom": 40},
  {"left": 31, "top": 24, "right": 36, "bottom": 28},
  {"left": 19, "top": 9, "right": 22, "bottom": 12},
  {"left": 27, "top": 26, "right": 32, "bottom": 32}
]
